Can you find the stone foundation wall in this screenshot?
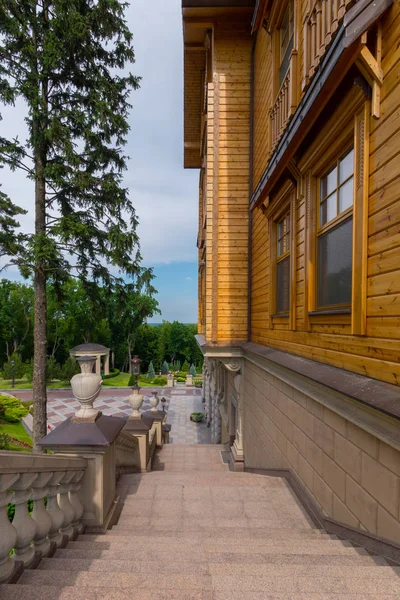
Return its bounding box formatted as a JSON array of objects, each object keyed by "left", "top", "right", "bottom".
[{"left": 243, "top": 360, "right": 400, "bottom": 545}]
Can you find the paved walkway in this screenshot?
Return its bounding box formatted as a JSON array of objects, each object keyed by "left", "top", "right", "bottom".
[
  {"left": 16, "top": 386, "right": 208, "bottom": 443},
  {"left": 167, "top": 386, "right": 210, "bottom": 444}
]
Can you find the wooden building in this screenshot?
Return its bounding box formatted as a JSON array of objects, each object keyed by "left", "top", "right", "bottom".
[{"left": 182, "top": 0, "right": 400, "bottom": 547}]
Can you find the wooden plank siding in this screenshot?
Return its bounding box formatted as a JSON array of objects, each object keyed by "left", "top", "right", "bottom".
[
  {"left": 213, "top": 21, "right": 252, "bottom": 341},
  {"left": 250, "top": 1, "right": 400, "bottom": 386}
]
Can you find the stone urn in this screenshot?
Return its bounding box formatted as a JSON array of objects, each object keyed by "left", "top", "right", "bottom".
[
  {"left": 150, "top": 390, "right": 159, "bottom": 412},
  {"left": 71, "top": 356, "right": 102, "bottom": 419},
  {"left": 128, "top": 387, "right": 144, "bottom": 418}
]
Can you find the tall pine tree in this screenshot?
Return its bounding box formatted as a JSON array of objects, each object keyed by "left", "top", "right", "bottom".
[{"left": 0, "top": 0, "right": 144, "bottom": 450}]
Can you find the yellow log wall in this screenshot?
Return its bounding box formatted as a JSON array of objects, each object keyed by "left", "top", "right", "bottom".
[
  {"left": 212, "top": 20, "right": 252, "bottom": 342},
  {"left": 250, "top": 3, "right": 400, "bottom": 386}
]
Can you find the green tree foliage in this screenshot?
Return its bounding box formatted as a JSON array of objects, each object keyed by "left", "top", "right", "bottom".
[
  {"left": 0, "top": 0, "right": 145, "bottom": 449},
  {"left": 0, "top": 280, "right": 33, "bottom": 362},
  {"left": 2, "top": 354, "right": 25, "bottom": 379},
  {"left": 61, "top": 357, "right": 80, "bottom": 383},
  {"left": 147, "top": 361, "right": 156, "bottom": 380},
  {"left": 181, "top": 360, "right": 189, "bottom": 373},
  {"left": 189, "top": 364, "right": 197, "bottom": 377}
]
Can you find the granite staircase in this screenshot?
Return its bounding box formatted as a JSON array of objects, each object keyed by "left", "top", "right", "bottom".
[{"left": 1, "top": 444, "right": 399, "bottom": 599}]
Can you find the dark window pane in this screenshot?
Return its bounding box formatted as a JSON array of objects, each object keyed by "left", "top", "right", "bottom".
[
  {"left": 318, "top": 218, "right": 353, "bottom": 307},
  {"left": 279, "top": 35, "right": 293, "bottom": 85},
  {"left": 277, "top": 256, "right": 290, "bottom": 313}
]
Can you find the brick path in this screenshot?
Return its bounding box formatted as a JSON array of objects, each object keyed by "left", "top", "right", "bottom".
[{"left": 16, "top": 386, "right": 208, "bottom": 443}]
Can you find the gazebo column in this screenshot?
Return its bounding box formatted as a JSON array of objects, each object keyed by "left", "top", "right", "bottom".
[
  {"left": 95, "top": 356, "right": 101, "bottom": 375},
  {"left": 104, "top": 353, "right": 110, "bottom": 375}
]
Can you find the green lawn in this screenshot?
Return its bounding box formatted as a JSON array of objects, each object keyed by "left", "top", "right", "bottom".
[
  {"left": 0, "top": 372, "right": 169, "bottom": 391},
  {"left": 0, "top": 378, "right": 71, "bottom": 390},
  {"left": 102, "top": 373, "right": 160, "bottom": 387},
  {"left": 0, "top": 419, "right": 32, "bottom": 446}
]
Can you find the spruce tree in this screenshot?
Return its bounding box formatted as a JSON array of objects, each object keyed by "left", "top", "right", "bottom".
[
  {"left": 147, "top": 360, "right": 155, "bottom": 380},
  {"left": 0, "top": 0, "right": 143, "bottom": 450},
  {"left": 161, "top": 360, "right": 169, "bottom": 375}
]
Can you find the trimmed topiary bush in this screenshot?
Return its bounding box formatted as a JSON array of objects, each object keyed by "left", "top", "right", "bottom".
[
  {"left": 103, "top": 368, "right": 120, "bottom": 380},
  {"left": 190, "top": 412, "right": 204, "bottom": 423},
  {"left": 153, "top": 376, "right": 167, "bottom": 386},
  {"left": 181, "top": 360, "right": 189, "bottom": 373},
  {"left": 0, "top": 396, "right": 29, "bottom": 423}
]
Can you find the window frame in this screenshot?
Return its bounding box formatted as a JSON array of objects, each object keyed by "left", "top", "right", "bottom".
[
  {"left": 267, "top": 182, "right": 297, "bottom": 330},
  {"left": 300, "top": 87, "right": 370, "bottom": 334},
  {"left": 276, "top": 210, "right": 291, "bottom": 314},
  {"left": 316, "top": 144, "right": 355, "bottom": 311}
]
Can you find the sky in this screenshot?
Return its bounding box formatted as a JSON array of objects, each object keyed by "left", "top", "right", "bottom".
[{"left": 0, "top": 0, "right": 199, "bottom": 323}]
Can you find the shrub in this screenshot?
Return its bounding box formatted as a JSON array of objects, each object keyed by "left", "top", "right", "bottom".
[
  {"left": 152, "top": 376, "right": 167, "bottom": 386},
  {"left": 176, "top": 377, "right": 185, "bottom": 383},
  {"left": 0, "top": 433, "right": 11, "bottom": 450},
  {"left": 2, "top": 355, "right": 25, "bottom": 380},
  {"left": 196, "top": 363, "right": 203, "bottom": 374},
  {"left": 128, "top": 373, "right": 136, "bottom": 387},
  {"left": 102, "top": 368, "right": 120, "bottom": 380},
  {"left": 0, "top": 396, "right": 29, "bottom": 423},
  {"left": 181, "top": 360, "right": 189, "bottom": 373},
  {"left": 190, "top": 412, "right": 204, "bottom": 423},
  {"left": 61, "top": 357, "right": 80, "bottom": 383},
  {"left": 147, "top": 361, "right": 156, "bottom": 380},
  {"left": 161, "top": 360, "right": 169, "bottom": 375}
]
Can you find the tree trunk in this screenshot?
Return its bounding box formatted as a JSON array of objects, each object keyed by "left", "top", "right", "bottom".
[
  {"left": 32, "top": 164, "right": 47, "bottom": 452},
  {"left": 32, "top": 1, "right": 50, "bottom": 452}
]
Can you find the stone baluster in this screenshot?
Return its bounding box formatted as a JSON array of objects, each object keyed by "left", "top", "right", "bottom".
[
  {"left": 58, "top": 471, "right": 76, "bottom": 540},
  {"left": 31, "top": 472, "right": 54, "bottom": 558},
  {"left": 69, "top": 470, "right": 85, "bottom": 535},
  {"left": 0, "top": 474, "right": 19, "bottom": 583},
  {"left": 46, "top": 471, "right": 65, "bottom": 548},
  {"left": 11, "top": 472, "right": 38, "bottom": 567}
]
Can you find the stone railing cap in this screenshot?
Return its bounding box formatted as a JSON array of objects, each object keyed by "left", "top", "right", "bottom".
[
  {"left": 0, "top": 452, "right": 87, "bottom": 473},
  {"left": 39, "top": 415, "right": 126, "bottom": 448}
]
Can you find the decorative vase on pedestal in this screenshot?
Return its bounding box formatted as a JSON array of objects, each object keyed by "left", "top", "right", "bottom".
[
  {"left": 128, "top": 388, "right": 144, "bottom": 418},
  {"left": 150, "top": 390, "right": 159, "bottom": 412},
  {"left": 71, "top": 356, "right": 102, "bottom": 419}
]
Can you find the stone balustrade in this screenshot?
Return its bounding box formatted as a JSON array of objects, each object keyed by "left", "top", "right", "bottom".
[{"left": 0, "top": 452, "right": 87, "bottom": 583}]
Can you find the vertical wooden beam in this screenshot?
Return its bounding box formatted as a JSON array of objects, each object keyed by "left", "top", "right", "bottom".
[
  {"left": 290, "top": 191, "right": 297, "bottom": 331},
  {"left": 212, "top": 71, "right": 219, "bottom": 343},
  {"left": 351, "top": 100, "right": 370, "bottom": 336}
]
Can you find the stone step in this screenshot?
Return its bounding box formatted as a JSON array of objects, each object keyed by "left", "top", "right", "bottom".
[
  {"left": 38, "top": 557, "right": 211, "bottom": 574},
  {"left": 43, "top": 552, "right": 389, "bottom": 569},
  {"left": 109, "top": 526, "right": 331, "bottom": 539},
  {"left": 67, "top": 538, "right": 367, "bottom": 555},
  {"left": 1, "top": 587, "right": 398, "bottom": 600},
  {"left": 0, "top": 586, "right": 215, "bottom": 600},
  {"left": 16, "top": 569, "right": 400, "bottom": 594}
]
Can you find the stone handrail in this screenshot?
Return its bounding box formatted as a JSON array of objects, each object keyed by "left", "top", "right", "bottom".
[{"left": 0, "top": 452, "right": 87, "bottom": 583}]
